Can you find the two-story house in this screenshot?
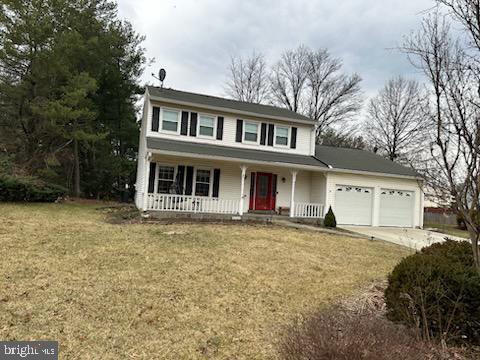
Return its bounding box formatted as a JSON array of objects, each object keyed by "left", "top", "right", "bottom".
[{"left": 135, "top": 86, "right": 424, "bottom": 228}]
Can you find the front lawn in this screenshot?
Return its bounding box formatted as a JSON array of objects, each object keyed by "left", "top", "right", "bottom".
[
  {"left": 425, "top": 222, "right": 470, "bottom": 239},
  {"left": 0, "top": 203, "right": 410, "bottom": 359}
]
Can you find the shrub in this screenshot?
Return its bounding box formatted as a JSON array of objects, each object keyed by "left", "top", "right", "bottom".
[
  {"left": 385, "top": 240, "right": 480, "bottom": 345},
  {"left": 278, "top": 308, "right": 442, "bottom": 360},
  {"left": 0, "top": 175, "right": 67, "bottom": 202},
  {"left": 323, "top": 206, "right": 337, "bottom": 228}
]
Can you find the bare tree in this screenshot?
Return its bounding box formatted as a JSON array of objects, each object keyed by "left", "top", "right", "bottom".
[
  {"left": 365, "top": 76, "right": 429, "bottom": 162},
  {"left": 305, "top": 49, "right": 363, "bottom": 137},
  {"left": 402, "top": 12, "right": 480, "bottom": 270},
  {"left": 270, "top": 46, "right": 362, "bottom": 139},
  {"left": 225, "top": 51, "right": 269, "bottom": 103},
  {"left": 317, "top": 127, "right": 366, "bottom": 150},
  {"left": 270, "top": 45, "right": 310, "bottom": 112}
]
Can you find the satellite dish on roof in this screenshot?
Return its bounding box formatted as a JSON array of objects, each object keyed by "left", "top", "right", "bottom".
[
  {"left": 159, "top": 68, "right": 166, "bottom": 82},
  {"left": 151, "top": 68, "right": 167, "bottom": 87}
]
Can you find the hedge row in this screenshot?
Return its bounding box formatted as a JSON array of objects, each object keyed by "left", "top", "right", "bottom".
[{"left": 0, "top": 175, "right": 67, "bottom": 202}]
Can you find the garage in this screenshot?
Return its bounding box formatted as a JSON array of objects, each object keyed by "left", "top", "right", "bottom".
[
  {"left": 334, "top": 185, "right": 373, "bottom": 225},
  {"left": 379, "top": 189, "right": 414, "bottom": 227}
]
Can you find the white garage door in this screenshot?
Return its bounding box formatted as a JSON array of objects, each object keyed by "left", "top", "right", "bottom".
[
  {"left": 335, "top": 185, "right": 373, "bottom": 225},
  {"left": 379, "top": 189, "right": 414, "bottom": 227}
]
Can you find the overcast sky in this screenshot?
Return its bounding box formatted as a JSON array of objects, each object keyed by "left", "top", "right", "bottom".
[{"left": 117, "top": 0, "right": 434, "bottom": 100}]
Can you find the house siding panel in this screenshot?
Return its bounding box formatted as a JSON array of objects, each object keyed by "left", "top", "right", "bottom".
[{"left": 146, "top": 100, "right": 314, "bottom": 156}]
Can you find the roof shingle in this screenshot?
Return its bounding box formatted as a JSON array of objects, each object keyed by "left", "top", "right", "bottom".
[{"left": 314, "top": 145, "right": 418, "bottom": 177}]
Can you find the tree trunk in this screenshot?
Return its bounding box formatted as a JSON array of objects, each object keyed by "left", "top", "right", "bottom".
[{"left": 73, "top": 138, "right": 81, "bottom": 197}]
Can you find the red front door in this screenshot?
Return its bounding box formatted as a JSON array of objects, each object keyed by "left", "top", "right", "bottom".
[{"left": 254, "top": 172, "right": 276, "bottom": 211}]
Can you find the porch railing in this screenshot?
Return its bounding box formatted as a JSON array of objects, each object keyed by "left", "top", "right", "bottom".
[
  {"left": 293, "top": 202, "right": 324, "bottom": 218},
  {"left": 146, "top": 193, "right": 240, "bottom": 215}
]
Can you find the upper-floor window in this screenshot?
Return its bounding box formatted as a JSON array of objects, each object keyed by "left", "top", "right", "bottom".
[
  {"left": 161, "top": 109, "right": 179, "bottom": 132},
  {"left": 157, "top": 165, "right": 175, "bottom": 193},
  {"left": 244, "top": 122, "right": 259, "bottom": 143},
  {"left": 275, "top": 126, "right": 289, "bottom": 146},
  {"left": 199, "top": 115, "right": 215, "bottom": 137},
  {"left": 195, "top": 169, "right": 211, "bottom": 196}
]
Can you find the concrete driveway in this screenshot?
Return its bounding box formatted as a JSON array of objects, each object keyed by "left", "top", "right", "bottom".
[{"left": 340, "top": 226, "right": 466, "bottom": 250}]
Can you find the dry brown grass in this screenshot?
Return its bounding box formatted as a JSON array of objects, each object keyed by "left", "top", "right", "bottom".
[{"left": 0, "top": 203, "right": 411, "bottom": 359}]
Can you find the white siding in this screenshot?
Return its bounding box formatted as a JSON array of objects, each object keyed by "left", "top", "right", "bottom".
[
  {"left": 324, "top": 172, "right": 423, "bottom": 227},
  {"left": 145, "top": 154, "right": 313, "bottom": 213},
  {"left": 311, "top": 172, "right": 326, "bottom": 204},
  {"left": 145, "top": 100, "right": 314, "bottom": 156}
]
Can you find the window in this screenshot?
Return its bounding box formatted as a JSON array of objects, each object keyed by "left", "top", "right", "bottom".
[
  {"left": 195, "top": 169, "right": 211, "bottom": 196},
  {"left": 275, "top": 126, "right": 289, "bottom": 146},
  {"left": 157, "top": 166, "right": 175, "bottom": 193},
  {"left": 199, "top": 115, "right": 215, "bottom": 137},
  {"left": 161, "top": 109, "right": 179, "bottom": 132},
  {"left": 244, "top": 122, "right": 258, "bottom": 142}
]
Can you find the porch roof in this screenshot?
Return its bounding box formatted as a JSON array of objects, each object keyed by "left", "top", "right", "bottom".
[{"left": 146, "top": 137, "right": 328, "bottom": 169}]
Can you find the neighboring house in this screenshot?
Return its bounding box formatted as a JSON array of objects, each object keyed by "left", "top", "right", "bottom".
[{"left": 135, "top": 86, "right": 424, "bottom": 228}]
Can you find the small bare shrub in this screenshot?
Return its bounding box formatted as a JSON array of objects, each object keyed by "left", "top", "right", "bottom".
[{"left": 278, "top": 308, "right": 446, "bottom": 360}]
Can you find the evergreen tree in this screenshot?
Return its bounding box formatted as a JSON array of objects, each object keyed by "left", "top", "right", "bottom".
[{"left": 0, "top": 0, "right": 145, "bottom": 199}]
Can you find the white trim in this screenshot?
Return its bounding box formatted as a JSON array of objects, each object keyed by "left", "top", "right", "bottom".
[
  {"left": 243, "top": 120, "right": 260, "bottom": 144},
  {"left": 290, "top": 170, "right": 298, "bottom": 217},
  {"left": 147, "top": 147, "right": 422, "bottom": 181},
  {"left": 160, "top": 107, "right": 181, "bottom": 135},
  {"left": 197, "top": 112, "right": 217, "bottom": 139},
  {"left": 149, "top": 94, "right": 315, "bottom": 125},
  {"left": 193, "top": 167, "right": 213, "bottom": 197},
  {"left": 239, "top": 165, "right": 247, "bottom": 215},
  {"left": 274, "top": 125, "right": 290, "bottom": 148}
]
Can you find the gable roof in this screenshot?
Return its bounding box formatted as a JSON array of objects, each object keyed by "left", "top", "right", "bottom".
[
  {"left": 315, "top": 145, "right": 419, "bottom": 177},
  {"left": 147, "top": 137, "right": 327, "bottom": 169},
  {"left": 146, "top": 86, "right": 314, "bottom": 124}
]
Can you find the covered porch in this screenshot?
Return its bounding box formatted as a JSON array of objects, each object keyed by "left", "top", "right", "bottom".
[{"left": 138, "top": 152, "right": 327, "bottom": 219}]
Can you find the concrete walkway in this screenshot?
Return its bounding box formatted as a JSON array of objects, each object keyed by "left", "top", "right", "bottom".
[
  {"left": 272, "top": 219, "right": 369, "bottom": 239},
  {"left": 340, "top": 226, "right": 466, "bottom": 250}
]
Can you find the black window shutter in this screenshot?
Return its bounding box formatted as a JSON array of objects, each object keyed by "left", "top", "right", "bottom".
[
  {"left": 260, "top": 123, "right": 267, "bottom": 145},
  {"left": 148, "top": 162, "right": 156, "bottom": 193},
  {"left": 176, "top": 165, "right": 185, "bottom": 194},
  {"left": 212, "top": 169, "right": 221, "bottom": 198},
  {"left": 180, "top": 111, "right": 189, "bottom": 135},
  {"left": 235, "top": 119, "right": 243, "bottom": 142},
  {"left": 216, "top": 117, "right": 224, "bottom": 140},
  {"left": 290, "top": 127, "right": 297, "bottom": 149},
  {"left": 267, "top": 124, "right": 274, "bottom": 146},
  {"left": 151, "top": 107, "right": 160, "bottom": 131},
  {"left": 185, "top": 166, "right": 194, "bottom": 195},
  {"left": 189, "top": 112, "right": 197, "bottom": 136}
]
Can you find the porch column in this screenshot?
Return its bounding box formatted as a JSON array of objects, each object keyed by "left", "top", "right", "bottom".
[
  {"left": 290, "top": 170, "right": 298, "bottom": 218},
  {"left": 239, "top": 165, "right": 248, "bottom": 215},
  {"left": 142, "top": 152, "right": 152, "bottom": 211}
]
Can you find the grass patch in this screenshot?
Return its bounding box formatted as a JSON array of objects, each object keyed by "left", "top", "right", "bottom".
[
  {"left": 425, "top": 223, "right": 470, "bottom": 239},
  {"left": 0, "top": 203, "right": 411, "bottom": 359}
]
